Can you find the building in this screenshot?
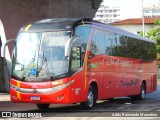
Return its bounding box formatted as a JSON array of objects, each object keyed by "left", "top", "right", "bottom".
[
  {"left": 93, "top": 2, "right": 120, "bottom": 23},
  {"left": 144, "top": 7, "right": 160, "bottom": 18},
  {"left": 111, "top": 18, "right": 159, "bottom": 36},
  {"left": 144, "top": 0, "right": 160, "bottom": 18}
]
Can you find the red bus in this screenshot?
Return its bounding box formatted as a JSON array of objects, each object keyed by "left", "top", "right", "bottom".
[{"left": 10, "top": 18, "right": 157, "bottom": 110}]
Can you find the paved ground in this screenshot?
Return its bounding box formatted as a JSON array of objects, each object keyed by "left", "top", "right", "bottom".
[
  {"left": 1, "top": 80, "right": 160, "bottom": 120},
  {"left": 1, "top": 80, "right": 160, "bottom": 102}
]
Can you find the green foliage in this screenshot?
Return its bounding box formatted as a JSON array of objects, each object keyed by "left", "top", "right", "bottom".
[
  {"left": 154, "top": 19, "right": 160, "bottom": 25},
  {"left": 158, "top": 61, "right": 160, "bottom": 68},
  {"left": 139, "top": 31, "right": 143, "bottom": 37},
  {"left": 146, "top": 19, "right": 160, "bottom": 67},
  {"left": 146, "top": 19, "right": 160, "bottom": 53}
]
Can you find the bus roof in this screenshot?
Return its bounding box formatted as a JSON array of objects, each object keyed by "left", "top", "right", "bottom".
[
  {"left": 91, "top": 21, "right": 155, "bottom": 44},
  {"left": 20, "top": 18, "right": 82, "bottom": 32},
  {"left": 20, "top": 18, "right": 155, "bottom": 44}
]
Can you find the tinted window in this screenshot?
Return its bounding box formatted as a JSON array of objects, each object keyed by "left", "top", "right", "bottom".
[
  {"left": 118, "top": 35, "right": 129, "bottom": 57},
  {"left": 116, "top": 34, "right": 156, "bottom": 60},
  {"left": 98, "top": 31, "right": 105, "bottom": 54},
  {"left": 90, "top": 29, "right": 99, "bottom": 55},
  {"left": 91, "top": 29, "right": 100, "bottom": 55},
  {"left": 90, "top": 29, "right": 106, "bottom": 55},
  {"left": 105, "top": 32, "right": 112, "bottom": 55},
  {"left": 75, "top": 25, "right": 91, "bottom": 52},
  {"left": 111, "top": 33, "right": 118, "bottom": 56},
  {"left": 128, "top": 38, "right": 138, "bottom": 58},
  {"left": 89, "top": 28, "right": 156, "bottom": 61},
  {"left": 75, "top": 25, "right": 91, "bottom": 65}
]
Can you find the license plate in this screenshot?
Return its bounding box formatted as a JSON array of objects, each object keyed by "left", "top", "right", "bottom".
[{"left": 30, "top": 96, "right": 40, "bottom": 100}]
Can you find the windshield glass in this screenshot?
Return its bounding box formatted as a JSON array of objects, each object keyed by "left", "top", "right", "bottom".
[{"left": 12, "top": 31, "right": 70, "bottom": 80}]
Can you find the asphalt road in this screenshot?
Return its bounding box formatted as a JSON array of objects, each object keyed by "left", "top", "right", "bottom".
[{"left": 1, "top": 85, "right": 160, "bottom": 118}]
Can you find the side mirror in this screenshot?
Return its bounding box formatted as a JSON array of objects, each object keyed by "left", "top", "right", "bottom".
[
  {"left": 65, "top": 36, "right": 81, "bottom": 57},
  {"left": 2, "top": 39, "right": 15, "bottom": 57}
]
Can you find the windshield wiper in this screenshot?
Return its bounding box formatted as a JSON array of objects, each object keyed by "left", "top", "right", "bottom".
[
  {"left": 20, "top": 50, "right": 37, "bottom": 79},
  {"left": 42, "top": 56, "right": 51, "bottom": 78},
  {"left": 20, "top": 58, "right": 35, "bottom": 79},
  {"left": 19, "top": 50, "right": 52, "bottom": 80},
  {"left": 50, "top": 73, "right": 67, "bottom": 80},
  {"left": 11, "top": 58, "right": 35, "bottom": 80},
  {"left": 36, "top": 51, "right": 52, "bottom": 79}
]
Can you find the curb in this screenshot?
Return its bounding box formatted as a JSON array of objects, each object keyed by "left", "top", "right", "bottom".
[{"left": 0, "top": 93, "right": 10, "bottom": 102}]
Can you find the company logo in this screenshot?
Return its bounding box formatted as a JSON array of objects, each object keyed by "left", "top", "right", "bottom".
[
  {"left": 99, "top": 58, "right": 132, "bottom": 67},
  {"left": 33, "top": 89, "right": 37, "bottom": 93},
  {"left": 23, "top": 82, "right": 51, "bottom": 89}
]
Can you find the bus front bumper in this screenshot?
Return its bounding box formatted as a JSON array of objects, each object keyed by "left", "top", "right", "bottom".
[{"left": 10, "top": 78, "right": 74, "bottom": 104}]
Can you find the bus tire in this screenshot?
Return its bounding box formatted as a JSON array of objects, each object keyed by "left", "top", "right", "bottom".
[
  {"left": 131, "top": 82, "right": 146, "bottom": 100},
  {"left": 36, "top": 104, "right": 50, "bottom": 110},
  {"left": 81, "top": 86, "right": 96, "bottom": 109},
  {"left": 109, "top": 98, "right": 114, "bottom": 102}
]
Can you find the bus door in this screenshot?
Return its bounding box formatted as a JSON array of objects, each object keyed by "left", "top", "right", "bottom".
[
  {"left": 69, "top": 40, "right": 84, "bottom": 102},
  {"left": 87, "top": 55, "right": 103, "bottom": 99}
]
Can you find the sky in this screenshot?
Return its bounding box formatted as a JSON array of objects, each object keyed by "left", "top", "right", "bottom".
[{"left": 103, "top": 0, "right": 160, "bottom": 20}]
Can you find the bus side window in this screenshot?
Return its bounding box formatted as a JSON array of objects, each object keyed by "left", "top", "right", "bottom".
[
  {"left": 90, "top": 29, "right": 104, "bottom": 58},
  {"left": 90, "top": 40, "right": 97, "bottom": 58},
  {"left": 109, "top": 33, "right": 117, "bottom": 56},
  {"left": 105, "top": 32, "right": 112, "bottom": 55},
  {"left": 119, "top": 35, "right": 128, "bottom": 57},
  {"left": 116, "top": 34, "right": 121, "bottom": 56},
  {"left": 98, "top": 31, "right": 105, "bottom": 54},
  {"left": 90, "top": 30, "right": 99, "bottom": 56},
  {"left": 75, "top": 25, "right": 91, "bottom": 64}
]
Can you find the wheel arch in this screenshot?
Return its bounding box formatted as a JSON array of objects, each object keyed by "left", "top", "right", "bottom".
[
  {"left": 90, "top": 81, "right": 98, "bottom": 100},
  {"left": 142, "top": 80, "right": 146, "bottom": 92},
  {"left": 141, "top": 80, "right": 146, "bottom": 93},
  {"left": 80, "top": 81, "right": 98, "bottom": 109}
]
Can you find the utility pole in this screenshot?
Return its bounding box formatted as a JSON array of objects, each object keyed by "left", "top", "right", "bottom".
[{"left": 142, "top": 0, "right": 145, "bottom": 37}]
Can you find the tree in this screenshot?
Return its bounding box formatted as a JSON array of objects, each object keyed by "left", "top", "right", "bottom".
[{"left": 145, "top": 19, "right": 160, "bottom": 67}]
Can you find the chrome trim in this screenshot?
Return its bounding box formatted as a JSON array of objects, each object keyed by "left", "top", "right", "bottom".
[{"left": 10, "top": 80, "right": 74, "bottom": 94}]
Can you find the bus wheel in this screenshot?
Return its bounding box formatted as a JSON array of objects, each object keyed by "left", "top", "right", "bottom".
[
  {"left": 81, "top": 86, "right": 96, "bottom": 109},
  {"left": 139, "top": 82, "right": 146, "bottom": 100},
  {"left": 36, "top": 104, "right": 50, "bottom": 110},
  {"left": 131, "top": 82, "right": 146, "bottom": 100}
]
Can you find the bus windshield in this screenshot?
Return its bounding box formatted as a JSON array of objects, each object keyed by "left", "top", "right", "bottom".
[{"left": 12, "top": 31, "right": 70, "bottom": 80}]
